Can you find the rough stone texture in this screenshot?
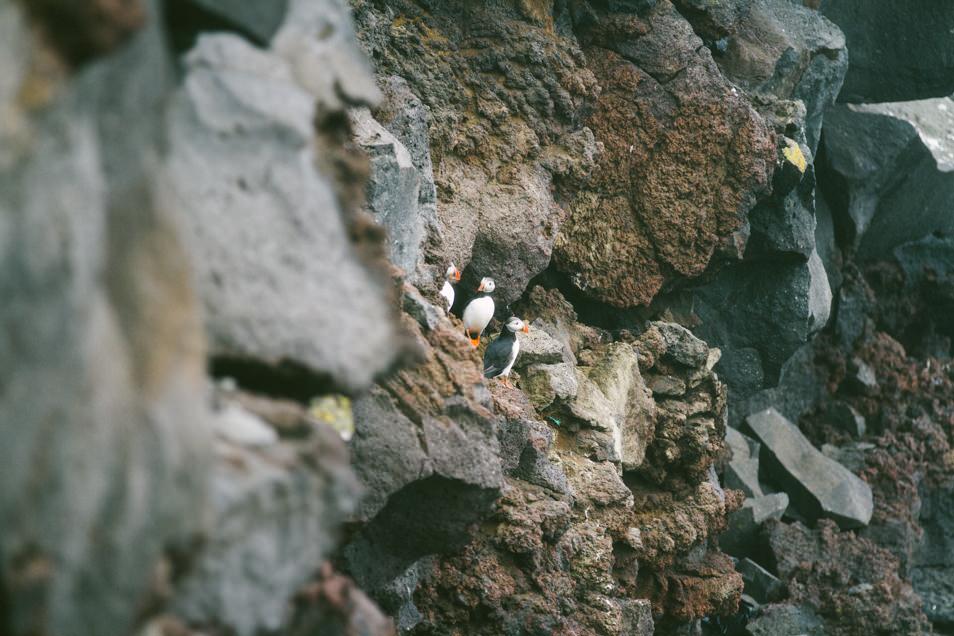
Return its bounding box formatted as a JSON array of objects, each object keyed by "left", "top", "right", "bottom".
[
  {"left": 763, "top": 241, "right": 954, "bottom": 635},
  {"left": 821, "top": 0, "right": 954, "bottom": 103},
  {"left": 350, "top": 106, "right": 434, "bottom": 282},
  {"left": 385, "top": 319, "right": 741, "bottom": 634},
  {"left": 0, "top": 1, "right": 404, "bottom": 634},
  {"left": 353, "top": 0, "right": 600, "bottom": 308},
  {"left": 691, "top": 249, "right": 832, "bottom": 395},
  {"left": 763, "top": 520, "right": 931, "bottom": 635},
  {"left": 172, "top": 400, "right": 361, "bottom": 636},
  {"left": 726, "top": 427, "right": 760, "bottom": 463},
  {"left": 522, "top": 362, "right": 579, "bottom": 410},
  {"left": 728, "top": 340, "right": 829, "bottom": 429},
  {"left": 553, "top": 1, "right": 775, "bottom": 308},
  {"left": 187, "top": 0, "right": 288, "bottom": 44},
  {"left": 745, "top": 603, "right": 824, "bottom": 636},
  {"left": 746, "top": 408, "right": 872, "bottom": 528},
  {"left": 169, "top": 12, "right": 402, "bottom": 396},
  {"left": 24, "top": 0, "right": 147, "bottom": 66},
  {"left": 737, "top": 558, "right": 784, "bottom": 604},
  {"left": 912, "top": 480, "right": 954, "bottom": 629},
  {"left": 344, "top": 283, "right": 505, "bottom": 622},
  {"left": 515, "top": 326, "right": 568, "bottom": 369},
  {"left": 825, "top": 401, "right": 866, "bottom": 438},
  {"left": 678, "top": 0, "right": 847, "bottom": 151},
  {"left": 819, "top": 101, "right": 954, "bottom": 261},
  {"left": 725, "top": 459, "right": 763, "bottom": 498},
  {"left": 12, "top": 0, "right": 954, "bottom": 635},
  {"left": 568, "top": 342, "right": 656, "bottom": 471},
  {"left": 719, "top": 493, "right": 788, "bottom": 558},
  {"left": 286, "top": 562, "right": 396, "bottom": 636},
  {"left": 659, "top": 0, "right": 847, "bottom": 414},
  {"left": 0, "top": 4, "right": 213, "bottom": 634}
]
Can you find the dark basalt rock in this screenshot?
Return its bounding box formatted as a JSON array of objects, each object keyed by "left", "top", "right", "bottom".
[
  {"left": 746, "top": 408, "right": 872, "bottom": 529},
  {"left": 821, "top": 0, "right": 954, "bottom": 103},
  {"left": 911, "top": 480, "right": 954, "bottom": 629},
  {"left": 691, "top": 250, "right": 832, "bottom": 395},
  {"left": 824, "top": 401, "right": 866, "bottom": 438},
  {"left": 181, "top": 0, "right": 288, "bottom": 44},
  {"left": 720, "top": 492, "right": 788, "bottom": 558},
  {"left": 737, "top": 558, "right": 785, "bottom": 604},
  {"left": 819, "top": 100, "right": 954, "bottom": 261},
  {"left": 745, "top": 603, "right": 824, "bottom": 636},
  {"left": 725, "top": 459, "right": 764, "bottom": 498}
]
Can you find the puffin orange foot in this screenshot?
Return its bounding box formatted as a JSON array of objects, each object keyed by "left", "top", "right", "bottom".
[
  {"left": 470, "top": 336, "right": 480, "bottom": 347},
  {"left": 501, "top": 377, "right": 512, "bottom": 387}
]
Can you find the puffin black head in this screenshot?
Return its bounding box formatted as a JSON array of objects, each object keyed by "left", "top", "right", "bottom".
[
  {"left": 504, "top": 316, "right": 529, "bottom": 334},
  {"left": 445, "top": 263, "right": 461, "bottom": 282},
  {"left": 477, "top": 277, "right": 496, "bottom": 293}
]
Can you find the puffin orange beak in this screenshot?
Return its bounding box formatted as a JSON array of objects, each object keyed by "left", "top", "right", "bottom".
[
  {"left": 454, "top": 270, "right": 461, "bottom": 281},
  {"left": 522, "top": 324, "right": 529, "bottom": 334},
  {"left": 477, "top": 281, "right": 485, "bottom": 292}
]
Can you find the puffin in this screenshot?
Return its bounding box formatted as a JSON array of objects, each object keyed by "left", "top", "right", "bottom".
[
  {"left": 462, "top": 277, "right": 495, "bottom": 347},
  {"left": 483, "top": 316, "right": 529, "bottom": 385},
  {"left": 439, "top": 263, "right": 461, "bottom": 312}
]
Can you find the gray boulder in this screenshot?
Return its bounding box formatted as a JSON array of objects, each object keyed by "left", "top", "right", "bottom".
[
  {"left": 745, "top": 603, "right": 825, "bottom": 636},
  {"left": 911, "top": 480, "right": 954, "bottom": 627},
  {"left": 168, "top": 31, "right": 401, "bottom": 395},
  {"left": 721, "top": 493, "right": 789, "bottom": 557},
  {"left": 621, "top": 599, "right": 654, "bottom": 635},
  {"left": 822, "top": 0, "right": 954, "bottom": 103},
  {"left": 726, "top": 427, "right": 760, "bottom": 462},
  {"left": 693, "top": 250, "right": 831, "bottom": 396},
  {"left": 523, "top": 363, "right": 579, "bottom": 410},
  {"left": 819, "top": 101, "right": 954, "bottom": 260},
  {"left": 655, "top": 322, "right": 709, "bottom": 368},
  {"left": 568, "top": 343, "right": 656, "bottom": 471},
  {"left": 729, "top": 342, "right": 829, "bottom": 429},
  {"left": 818, "top": 105, "right": 920, "bottom": 251},
  {"left": 351, "top": 107, "right": 431, "bottom": 280},
  {"left": 188, "top": 0, "right": 288, "bottom": 44},
  {"left": 844, "top": 357, "right": 878, "bottom": 395},
  {"left": 726, "top": 459, "right": 764, "bottom": 498},
  {"left": 696, "top": 0, "right": 847, "bottom": 151},
  {"left": 0, "top": 5, "right": 213, "bottom": 634},
  {"left": 350, "top": 386, "right": 503, "bottom": 523},
  {"left": 746, "top": 408, "right": 873, "bottom": 528},
  {"left": 745, "top": 159, "right": 817, "bottom": 260},
  {"left": 172, "top": 405, "right": 360, "bottom": 636},
  {"left": 738, "top": 558, "right": 785, "bottom": 604},
  {"left": 498, "top": 418, "right": 571, "bottom": 495},
  {"left": 516, "top": 327, "right": 568, "bottom": 369},
  {"left": 825, "top": 401, "right": 866, "bottom": 438}
]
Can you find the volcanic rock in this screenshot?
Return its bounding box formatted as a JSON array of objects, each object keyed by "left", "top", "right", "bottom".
[
  {"left": 168, "top": 28, "right": 401, "bottom": 395},
  {"left": 822, "top": 1, "right": 954, "bottom": 103},
  {"left": 746, "top": 408, "right": 873, "bottom": 528},
  {"left": 0, "top": 5, "right": 213, "bottom": 633},
  {"left": 720, "top": 493, "right": 789, "bottom": 557},
  {"left": 185, "top": 0, "right": 288, "bottom": 44},
  {"left": 745, "top": 603, "right": 824, "bottom": 636},
  {"left": 350, "top": 107, "right": 433, "bottom": 282},
  {"left": 819, "top": 100, "right": 954, "bottom": 260},
  {"left": 552, "top": 0, "right": 775, "bottom": 307},
  {"left": 522, "top": 363, "right": 579, "bottom": 410},
  {"left": 737, "top": 558, "right": 784, "bottom": 604},
  {"left": 725, "top": 459, "right": 764, "bottom": 498}
]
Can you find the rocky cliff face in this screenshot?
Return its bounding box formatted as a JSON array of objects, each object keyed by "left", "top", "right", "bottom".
[{"left": 3, "top": 0, "right": 954, "bottom": 635}]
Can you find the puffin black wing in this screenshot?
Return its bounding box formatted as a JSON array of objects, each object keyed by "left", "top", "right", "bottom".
[{"left": 483, "top": 332, "right": 515, "bottom": 378}]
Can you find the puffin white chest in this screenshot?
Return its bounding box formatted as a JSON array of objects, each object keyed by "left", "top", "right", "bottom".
[
  {"left": 440, "top": 280, "right": 455, "bottom": 311},
  {"left": 501, "top": 337, "right": 520, "bottom": 376},
  {"left": 462, "top": 296, "right": 494, "bottom": 334}
]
